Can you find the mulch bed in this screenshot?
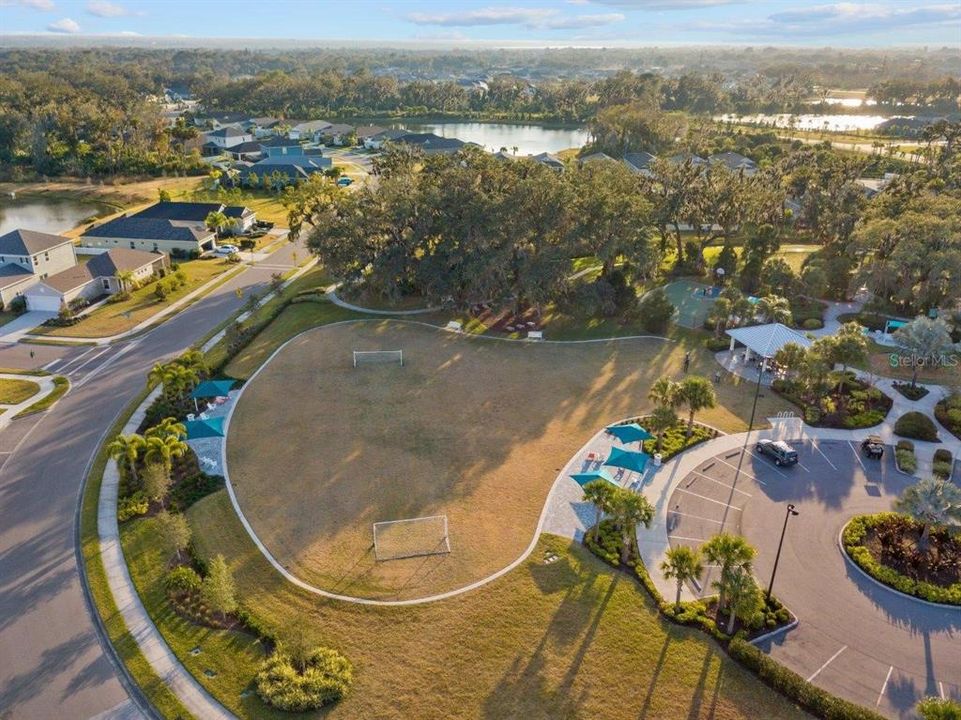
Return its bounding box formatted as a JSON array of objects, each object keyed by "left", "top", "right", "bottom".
[
  {"left": 469, "top": 304, "right": 542, "bottom": 333},
  {"left": 862, "top": 516, "right": 961, "bottom": 588}
]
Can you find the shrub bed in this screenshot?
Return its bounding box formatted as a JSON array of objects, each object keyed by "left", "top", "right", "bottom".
[
  {"left": 255, "top": 647, "right": 353, "bottom": 711},
  {"left": 842, "top": 514, "right": 961, "bottom": 605},
  {"left": 934, "top": 394, "right": 961, "bottom": 441},
  {"left": 704, "top": 336, "right": 730, "bottom": 352},
  {"left": 894, "top": 411, "right": 939, "bottom": 442},
  {"left": 933, "top": 449, "right": 953, "bottom": 480},
  {"left": 773, "top": 374, "right": 891, "bottom": 429},
  {"left": 642, "top": 422, "right": 717, "bottom": 461},
  {"left": 895, "top": 440, "right": 917, "bottom": 474},
  {"left": 892, "top": 381, "right": 930, "bottom": 401}
]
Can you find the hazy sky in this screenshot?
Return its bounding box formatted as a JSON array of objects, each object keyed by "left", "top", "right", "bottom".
[{"left": 1, "top": 0, "right": 959, "bottom": 47}]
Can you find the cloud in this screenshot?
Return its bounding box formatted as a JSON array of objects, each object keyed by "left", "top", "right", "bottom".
[
  {"left": 542, "top": 12, "right": 625, "bottom": 28},
  {"left": 699, "top": 3, "right": 961, "bottom": 38},
  {"left": 405, "top": 5, "right": 624, "bottom": 30},
  {"left": 47, "top": 16, "right": 79, "bottom": 32},
  {"left": 86, "top": 0, "right": 132, "bottom": 17},
  {"left": 592, "top": 0, "right": 742, "bottom": 7},
  {"left": 0, "top": 0, "right": 56, "bottom": 10},
  {"left": 406, "top": 7, "right": 556, "bottom": 27}
]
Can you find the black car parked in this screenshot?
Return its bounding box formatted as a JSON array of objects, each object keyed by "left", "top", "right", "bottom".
[{"left": 756, "top": 439, "right": 799, "bottom": 466}]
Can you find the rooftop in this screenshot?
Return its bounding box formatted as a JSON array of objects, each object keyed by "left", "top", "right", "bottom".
[
  {"left": 83, "top": 217, "right": 212, "bottom": 243},
  {"left": 725, "top": 322, "right": 812, "bottom": 359},
  {"left": 0, "top": 229, "right": 72, "bottom": 256}
]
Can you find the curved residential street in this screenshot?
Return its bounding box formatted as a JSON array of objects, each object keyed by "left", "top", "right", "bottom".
[{"left": 0, "top": 238, "right": 306, "bottom": 720}]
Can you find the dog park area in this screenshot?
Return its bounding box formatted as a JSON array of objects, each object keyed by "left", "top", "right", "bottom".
[{"left": 225, "top": 320, "right": 787, "bottom": 601}]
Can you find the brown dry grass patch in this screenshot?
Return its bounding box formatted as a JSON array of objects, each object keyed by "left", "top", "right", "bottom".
[{"left": 227, "top": 320, "right": 791, "bottom": 601}]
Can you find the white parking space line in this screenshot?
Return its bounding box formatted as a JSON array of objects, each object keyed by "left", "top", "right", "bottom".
[
  {"left": 812, "top": 440, "right": 838, "bottom": 471},
  {"left": 848, "top": 441, "right": 867, "bottom": 472},
  {"left": 877, "top": 665, "right": 894, "bottom": 706},
  {"left": 41, "top": 358, "right": 62, "bottom": 371},
  {"left": 940, "top": 681, "right": 945, "bottom": 700},
  {"left": 796, "top": 460, "right": 812, "bottom": 473},
  {"left": 714, "top": 456, "right": 769, "bottom": 484},
  {"left": 689, "top": 470, "right": 753, "bottom": 497},
  {"left": 672, "top": 510, "right": 728, "bottom": 525},
  {"left": 675, "top": 487, "right": 743, "bottom": 511},
  {"left": 807, "top": 645, "right": 847, "bottom": 682},
  {"left": 668, "top": 534, "right": 709, "bottom": 543}
]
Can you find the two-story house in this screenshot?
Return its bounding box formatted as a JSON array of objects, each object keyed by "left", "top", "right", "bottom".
[{"left": 0, "top": 229, "right": 77, "bottom": 307}]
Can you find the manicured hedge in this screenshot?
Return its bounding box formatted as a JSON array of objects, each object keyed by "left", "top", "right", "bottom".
[
  {"left": 935, "top": 395, "right": 961, "bottom": 441},
  {"left": 728, "top": 638, "right": 888, "bottom": 720},
  {"left": 894, "top": 411, "right": 939, "bottom": 442},
  {"left": 842, "top": 514, "right": 961, "bottom": 606},
  {"left": 642, "top": 423, "right": 716, "bottom": 461}
]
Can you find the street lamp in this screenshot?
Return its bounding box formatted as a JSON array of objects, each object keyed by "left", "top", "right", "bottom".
[
  {"left": 727, "top": 357, "right": 764, "bottom": 494},
  {"left": 767, "top": 503, "right": 799, "bottom": 601}
]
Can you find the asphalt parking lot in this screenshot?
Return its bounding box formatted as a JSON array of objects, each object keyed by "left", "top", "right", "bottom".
[{"left": 668, "top": 439, "right": 961, "bottom": 719}]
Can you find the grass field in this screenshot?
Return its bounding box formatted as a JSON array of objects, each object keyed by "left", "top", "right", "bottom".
[
  {"left": 0, "top": 377, "right": 40, "bottom": 404},
  {"left": 30, "top": 258, "right": 236, "bottom": 338},
  {"left": 178, "top": 490, "right": 810, "bottom": 720},
  {"left": 227, "top": 320, "right": 791, "bottom": 601}
]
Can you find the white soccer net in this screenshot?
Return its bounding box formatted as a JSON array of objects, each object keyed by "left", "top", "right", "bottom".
[
  {"left": 373, "top": 514, "right": 450, "bottom": 561},
  {"left": 353, "top": 350, "right": 404, "bottom": 368}
]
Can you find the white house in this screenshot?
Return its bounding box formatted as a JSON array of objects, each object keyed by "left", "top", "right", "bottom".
[
  {"left": 205, "top": 127, "right": 253, "bottom": 149},
  {"left": 0, "top": 229, "right": 78, "bottom": 307}
]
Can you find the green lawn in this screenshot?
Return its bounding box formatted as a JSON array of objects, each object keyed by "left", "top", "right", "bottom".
[
  {"left": 157, "top": 490, "right": 811, "bottom": 720},
  {"left": 31, "top": 258, "right": 237, "bottom": 338},
  {"left": 0, "top": 377, "right": 40, "bottom": 404},
  {"left": 13, "top": 375, "right": 67, "bottom": 417}
]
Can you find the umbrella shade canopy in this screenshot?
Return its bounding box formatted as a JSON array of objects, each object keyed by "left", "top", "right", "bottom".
[
  {"left": 570, "top": 469, "right": 619, "bottom": 487},
  {"left": 191, "top": 379, "right": 236, "bottom": 399},
  {"left": 606, "top": 423, "right": 653, "bottom": 443},
  {"left": 185, "top": 417, "right": 225, "bottom": 439},
  {"left": 603, "top": 446, "right": 650, "bottom": 473}
]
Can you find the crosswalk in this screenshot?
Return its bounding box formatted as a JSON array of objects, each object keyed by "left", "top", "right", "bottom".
[{"left": 42, "top": 340, "right": 141, "bottom": 388}]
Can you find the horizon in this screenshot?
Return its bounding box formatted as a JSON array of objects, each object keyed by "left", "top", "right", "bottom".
[{"left": 1, "top": 0, "right": 959, "bottom": 48}]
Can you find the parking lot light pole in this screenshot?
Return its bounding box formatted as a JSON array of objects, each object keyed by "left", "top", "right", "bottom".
[
  {"left": 767, "top": 503, "right": 799, "bottom": 602},
  {"left": 729, "top": 359, "right": 765, "bottom": 491}
]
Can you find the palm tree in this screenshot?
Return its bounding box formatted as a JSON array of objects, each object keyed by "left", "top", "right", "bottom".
[
  {"left": 143, "top": 434, "right": 188, "bottom": 473},
  {"left": 611, "top": 488, "right": 655, "bottom": 564},
  {"left": 894, "top": 478, "right": 961, "bottom": 551},
  {"left": 648, "top": 376, "right": 681, "bottom": 410},
  {"left": 107, "top": 433, "right": 145, "bottom": 484},
  {"left": 716, "top": 566, "right": 763, "bottom": 634},
  {"left": 661, "top": 545, "right": 703, "bottom": 609},
  {"left": 757, "top": 295, "right": 792, "bottom": 325},
  {"left": 677, "top": 376, "right": 717, "bottom": 437},
  {"left": 145, "top": 417, "right": 186, "bottom": 442},
  {"left": 707, "top": 297, "right": 732, "bottom": 338},
  {"left": 582, "top": 479, "right": 617, "bottom": 542},
  {"left": 647, "top": 405, "right": 678, "bottom": 453},
  {"left": 702, "top": 533, "right": 756, "bottom": 612},
  {"left": 205, "top": 210, "right": 230, "bottom": 237},
  {"left": 115, "top": 269, "right": 136, "bottom": 292}
]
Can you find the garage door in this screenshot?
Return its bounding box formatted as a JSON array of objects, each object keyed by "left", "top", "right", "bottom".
[{"left": 26, "top": 294, "right": 63, "bottom": 312}]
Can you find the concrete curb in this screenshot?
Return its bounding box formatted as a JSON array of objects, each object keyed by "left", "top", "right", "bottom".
[{"left": 837, "top": 521, "right": 961, "bottom": 611}]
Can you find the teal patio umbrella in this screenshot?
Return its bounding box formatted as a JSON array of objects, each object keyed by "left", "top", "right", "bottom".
[
  {"left": 603, "top": 446, "right": 650, "bottom": 473},
  {"left": 605, "top": 423, "right": 653, "bottom": 444},
  {"left": 570, "top": 469, "right": 619, "bottom": 488},
  {"left": 185, "top": 417, "right": 225, "bottom": 440}
]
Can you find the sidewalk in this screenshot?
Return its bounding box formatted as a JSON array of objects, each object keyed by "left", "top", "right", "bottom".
[
  {"left": 0, "top": 371, "right": 59, "bottom": 429},
  {"left": 326, "top": 287, "right": 438, "bottom": 316},
  {"left": 21, "top": 265, "right": 247, "bottom": 347},
  {"left": 0, "top": 311, "right": 56, "bottom": 344},
  {"left": 98, "top": 387, "right": 236, "bottom": 720}
]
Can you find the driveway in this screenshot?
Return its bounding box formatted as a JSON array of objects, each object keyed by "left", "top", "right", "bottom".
[
  {"left": 0, "top": 311, "right": 56, "bottom": 344},
  {"left": 668, "top": 439, "right": 961, "bottom": 719}
]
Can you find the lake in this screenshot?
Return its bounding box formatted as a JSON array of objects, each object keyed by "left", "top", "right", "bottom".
[
  {"left": 389, "top": 121, "right": 590, "bottom": 155},
  {"left": 0, "top": 196, "right": 110, "bottom": 237},
  {"left": 716, "top": 113, "right": 910, "bottom": 133}
]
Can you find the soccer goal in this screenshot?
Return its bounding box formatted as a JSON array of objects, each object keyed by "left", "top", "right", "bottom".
[
  {"left": 352, "top": 349, "right": 404, "bottom": 368},
  {"left": 372, "top": 514, "right": 450, "bottom": 561}
]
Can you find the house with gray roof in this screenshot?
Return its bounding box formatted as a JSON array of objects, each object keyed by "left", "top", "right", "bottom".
[
  {"left": 709, "top": 151, "right": 758, "bottom": 175},
  {"left": 289, "top": 120, "right": 333, "bottom": 143},
  {"left": 133, "top": 201, "right": 256, "bottom": 234},
  {"left": 530, "top": 152, "right": 565, "bottom": 171},
  {"left": 81, "top": 216, "right": 216, "bottom": 256},
  {"left": 24, "top": 248, "right": 168, "bottom": 312},
  {"left": 0, "top": 229, "right": 77, "bottom": 307},
  {"left": 623, "top": 151, "right": 657, "bottom": 177},
  {"left": 205, "top": 126, "right": 254, "bottom": 150},
  {"left": 392, "top": 132, "right": 467, "bottom": 155},
  {"left": 364, "top": 128, "right": 408, "bottom": 150}
]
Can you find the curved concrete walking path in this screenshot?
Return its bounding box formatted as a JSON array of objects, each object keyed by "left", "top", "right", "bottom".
[
  {"left": 0, "top": 371, "right": 61, "bottom": 430},
  {"left": 325, "top": 287, "right": 439, "bottom": 315},
  {"left": 98, "top": 387, "right": 235, "bottom": 720}
]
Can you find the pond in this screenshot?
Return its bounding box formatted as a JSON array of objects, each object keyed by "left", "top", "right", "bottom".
[
  {"left": 0, "top": 195, "right": 111, "bottom": 237},
  {"left": 387, "top": 121, "right": 590, "bottom": 155},
  {"left": 715, "top": 112, "right": 911, "bottom": 133}
]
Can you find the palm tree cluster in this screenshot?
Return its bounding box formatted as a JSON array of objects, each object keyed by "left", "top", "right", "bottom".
[
  {"left": 647, "top": 373, "right": 717, "bottom": 445},
  {"left": 107, "top": 417, "right": 188, "bottom": 501},
  {"left": 148, "top": 350, "right": 208, "bottom": 409},
  {"left": 582, "top": 480, "right": 655, "bottom": 565},
  {"left": 773, "top": 322, "right": 869, "bottom": 406},
  {"left": 707, "top": 286, "right": 793, "bottom": 339}
]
